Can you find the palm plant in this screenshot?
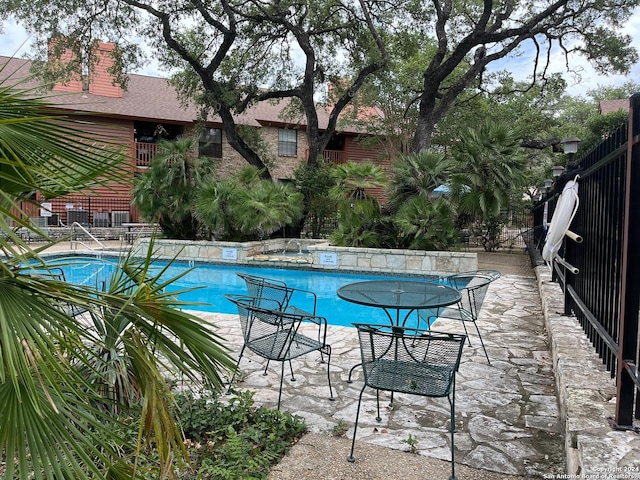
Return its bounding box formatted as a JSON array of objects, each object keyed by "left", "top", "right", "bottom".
[
  {"left": 328, "top": 162, "right": 386, "bottom": 247},
  {"left": 132, "top": 135, "right": 213, "bottom": 240},
  {"left": 449, "top": 120, "right": 527, "bottom": 218},
  {"left": 385, "top": 151, "right": 454, "bottom": 213},
  {"left": 0, "top": 78, "right": 235, "bottom": 478},
  {"left": 394, "top": 196, "right": 458, "bottom": 250},
  {"left": 232, "top": 180, "right": 304, "bottom": 239},
  {"left": 196, "top": 166, "right": 304, "bottom": 241}
]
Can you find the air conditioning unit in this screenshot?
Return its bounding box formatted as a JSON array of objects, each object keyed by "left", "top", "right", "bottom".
[
  {"left": 111, "top": 211, "right": 130, "bottom": 227},
  {"left": 67, "top": 210, "right": 89, "bottom": 225},
  {"left": 93, "top": 212, "right": 109, "bottom": 227},
  {"left": 30, "top": 216, "right": 48, "bottom": 228}
]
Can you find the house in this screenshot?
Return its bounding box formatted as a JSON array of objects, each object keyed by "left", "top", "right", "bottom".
[
  {"left": 598, "top": 98, "right": 629, "bottom": 115},
  {"left": 0, "top": 42, "right": 388, "bottom": 227}
]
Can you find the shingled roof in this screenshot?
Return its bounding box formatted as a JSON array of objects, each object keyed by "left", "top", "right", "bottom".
[{"left": 0, "top": 55, "right": 360, "bottom": 133}]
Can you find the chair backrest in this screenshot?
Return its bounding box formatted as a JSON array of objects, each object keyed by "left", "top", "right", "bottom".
[
  {"left": 446, "top": 273, "right": 492, "bottom": 320},
  {"left": 457, "top": 270, "right": 501, "bottom": 282},
  {"left": 225, "top": 294, "right": 299, "bottom": 360},
  {"left": 22, "top": 266, "right": 66, "bottom": 281},
  {"left": 237, "top": 273, "right": 293, "bottom": 310},
  {"left": 354, "top": 324, "right": 466, "bottom": 397}
]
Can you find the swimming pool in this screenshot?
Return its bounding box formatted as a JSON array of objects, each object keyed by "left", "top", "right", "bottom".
[{"left": 45, "top": 256, "right": 442, "bottom": 328}]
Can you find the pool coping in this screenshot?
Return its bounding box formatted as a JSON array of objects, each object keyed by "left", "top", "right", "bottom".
[{"left": 131, "top": 238, "right": 479, "bottom": 277}]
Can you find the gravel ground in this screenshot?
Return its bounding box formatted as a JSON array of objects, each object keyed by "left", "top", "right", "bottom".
[{"left": 268, "top": 433, "right": 525, "bottom": 480}]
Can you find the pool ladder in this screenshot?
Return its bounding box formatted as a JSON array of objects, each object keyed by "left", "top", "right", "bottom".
[{"left": 70, "top": 222, "right": 108, "bottom": 251}]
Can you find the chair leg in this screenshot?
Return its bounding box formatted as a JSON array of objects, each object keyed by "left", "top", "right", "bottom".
[
  {"left": 227, "top": 345, "right": 246, "bottom": 393},
  {"left": 277, "top": 361, "right": 286, "bottom": 410},
  {"left": 347, "top": 362, "right": 361, "bottom": 383},
  {"left": 347, "top": 385, "right": 367, "bottom": 462},
  {"left": 460, "top": 321, "right": 471, "bottom": 344},
  {"left": 375, "top": 389, "right": 382, "bottom": 422},
  {"left": 472, "top": 322, "right": 491, "bottom": 364},
  {"left": 448, "top": 389, "right": 457, "bottom": 480},
  {"left": 325, "top": 347, "right": 335, "bottom": 401},
  {"left": 288, "top": 360, "right": 296, "bottom": 381}
]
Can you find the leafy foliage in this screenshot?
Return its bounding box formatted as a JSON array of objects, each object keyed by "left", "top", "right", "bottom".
[
  {"left": 196, "top": 166, "right": 304, "bottom": 241},
  {"left": 293, "top": 160, "right": 337, "bottom": 238},
  {"left": 174, "top": 389, "right": 307, "bottom": 480},
  {"left": 450, "top": 120, "right": 527, "bottom": 218},
  {"left": 447, "top": 120, "right": 529, "bottom": 251},
  {"left": 0, "top": 81, "right": 235, "bottom": 479},
  {"left": 329, "top": 162, "right": 386, "bottom": 247},
  {"left": 385, "top": 151, "right": 454, "bottom": 214},
  {"left": 394, "top": 196, "right": 458, "bottom": 250},
  {"left": 132, "top": 135, "right": 213, "bottom": 240}
]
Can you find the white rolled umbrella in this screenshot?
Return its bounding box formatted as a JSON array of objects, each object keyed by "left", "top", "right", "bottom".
[{"left": 542, "top": 176, "right": 580, "bottom": 263}]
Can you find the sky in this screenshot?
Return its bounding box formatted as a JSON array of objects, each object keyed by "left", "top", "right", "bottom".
[{"left": 1, "top": 9, "right": 639, "bottom": 99}]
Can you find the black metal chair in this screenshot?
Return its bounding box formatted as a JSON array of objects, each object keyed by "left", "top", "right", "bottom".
[
  {"left": 22, "top": 266, "right": 88, "bottom": 318},
  {"left": 348, "top": 324, "right": 466, "bottom": 480},
  {"left": 456, "top": 269, "right": 502, "bottom": 282},
  {"left": 225, "top": 294, "right": 334, "bottom": 410},
  {"left": 420, "top": 272, "right": 492, "bottom": 363},
  {"left": 236, "top": 272, "right": 317, "bottom": 316}
]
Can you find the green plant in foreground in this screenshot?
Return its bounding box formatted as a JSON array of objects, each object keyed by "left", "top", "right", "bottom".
[
  {"left": 331, "top": 419, "right": 349, "bottom": 437},
  {"left": 402, "top": 433, "right": 419, "bottom": 454},
  {"left": 174, "top": 389, "right": 307, "bottom": 480}
]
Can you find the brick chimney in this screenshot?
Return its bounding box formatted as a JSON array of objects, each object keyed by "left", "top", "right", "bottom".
[
  {"left": 88, "top": 41, "right": 123, "bottom": 98},
  {"left": 49, "top": 38, "right": 83, "bottom": 93}
]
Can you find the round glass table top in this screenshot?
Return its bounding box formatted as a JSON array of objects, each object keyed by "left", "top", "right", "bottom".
[{"left": 337, "top": 280, "right": 461, "bottom": 310}]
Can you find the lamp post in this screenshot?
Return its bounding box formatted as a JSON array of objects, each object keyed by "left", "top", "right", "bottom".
[
  {"left": 544, "top": 178, "right": 553, "bottom": 193},
  {"left": 560, "top": 137, "right": 581, "bottom": 167},
  {"left": 552, "top": 165, "right": 564, "bottom": 178}
]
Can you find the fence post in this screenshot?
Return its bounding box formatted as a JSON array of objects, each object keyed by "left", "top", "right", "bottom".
[{"left": 614, "top": 93, "right": 640, "bottom": 428}]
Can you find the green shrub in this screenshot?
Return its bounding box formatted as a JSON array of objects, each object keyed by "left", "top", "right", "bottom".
[{"left": 174, "top": 389, "right": 307, "bottom": 479}]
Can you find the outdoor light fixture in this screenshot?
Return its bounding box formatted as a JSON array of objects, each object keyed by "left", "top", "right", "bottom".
[
  {"left": 544, "top": 178, "right": 553, "bottom": 189},
  {"left": 560, "top": 137, "right": 581, "bottom": 155},
  {"left": 560, "top": 137, "right": 581, "bottom": 169},
  {"left": 552, "top": 165, "right": 564, "bottom": 178}
]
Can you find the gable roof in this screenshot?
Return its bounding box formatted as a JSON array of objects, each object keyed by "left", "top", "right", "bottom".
[{"left": 0, "top": 55, "right": 361, "bottom": 133}]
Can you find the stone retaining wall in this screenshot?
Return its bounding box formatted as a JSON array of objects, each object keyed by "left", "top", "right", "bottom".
[
  {"left": 133, "top": 238, "right": 477, "bottom": 276},
  {"left": 535, "top": 265, "right": 640, "bottom": 477}
]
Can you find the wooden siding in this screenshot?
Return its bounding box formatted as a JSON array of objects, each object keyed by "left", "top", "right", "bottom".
[
  {"left": 89, "top": 42, "right": 123, "bottom": 98},
  {"left": 50, "top": 39, "right": 83, "bottom": 93},
  {"left": 35, "top": 115, "right": 137, "bottom": 224},
  {"left": 344, "top": 136, "right": 391, "bottom": 204}
]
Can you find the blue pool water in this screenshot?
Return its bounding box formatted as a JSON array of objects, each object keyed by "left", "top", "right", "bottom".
[{"left": 45, "top": 256, "right": 441, "bottom": 328}]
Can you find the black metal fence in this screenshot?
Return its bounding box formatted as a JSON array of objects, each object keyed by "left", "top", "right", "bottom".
[
  {"left": 22, "top": 196, "right": 133, "bottom": 227},
  {"left": 529, "top": 94, "right": 640, "bottom": 430}
]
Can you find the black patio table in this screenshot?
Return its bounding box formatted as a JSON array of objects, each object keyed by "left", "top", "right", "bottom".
[
  {"left": 338, "top": 279, "right": 463, "bottom": 389},
  {"left": 337, "top": 279, "right": 462, "bottom": 327}
]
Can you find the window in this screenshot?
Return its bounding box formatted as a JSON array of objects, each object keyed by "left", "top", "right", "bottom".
[
  {"left": 199, "top": 128, "right": 222, "bottom": 158},
  {"left": 278, "top": 128, "right": 297, "bottom": 156}
]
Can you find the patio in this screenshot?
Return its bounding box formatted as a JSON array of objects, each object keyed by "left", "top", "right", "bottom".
[
  {"left": 38, "top": 243, "right": 640, "bottom": 477},
  {"left": 202, "top": 267, "right": 565, "bottom": 477}
]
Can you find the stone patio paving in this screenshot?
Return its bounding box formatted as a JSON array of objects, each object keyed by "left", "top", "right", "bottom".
[{"left": 201, "top": 272, "right": 567, "bottom": 477}]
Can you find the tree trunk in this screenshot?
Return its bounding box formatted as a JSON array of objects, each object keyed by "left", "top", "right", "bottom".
[
  {"left": 411, "top": 115, "right": 437, "bottom": 153},
  {"left": 410, "top": 78, "right": 444, "bottom": 153},
  {"left": 218, "top": 105, "right": 271, "bottom": 179}
]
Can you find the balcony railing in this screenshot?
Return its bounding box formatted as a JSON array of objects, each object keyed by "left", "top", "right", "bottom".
[
  {"left": 135, "top": 142, "right": 158, "bottom": 167},
  {"left": 306, "top": 149, "right": 347, "bottom": 165},
  {"left": 136, "top": 143, "right": 347, "bottom": 167}
]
